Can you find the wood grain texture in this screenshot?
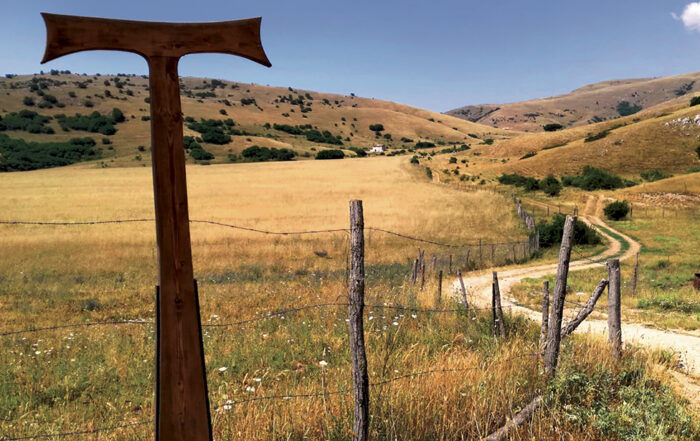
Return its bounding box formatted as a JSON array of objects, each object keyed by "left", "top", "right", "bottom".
[
  {"left": 349, "top": 201, "right": 369, "bottom": 441},
  {"left": 562, "top": 278, "right": 608, "bottom": 338},
  {"left": 543, "top": 216, "right": 575, "bottom": 376},
  {"left": 607, "top": 259, "right": 622, "bottom": 360},
  {"left": 492, "top": 272, "right": 505, "bottom": 338},
  {"left": 539, "top": 281, "right": 549, "bottom": 352},
  {"left": 41, "top": 13, "right": 270, "bottom": 66},
  {"left": 40, "top": 12, "right": 271, "bottom": 441}
]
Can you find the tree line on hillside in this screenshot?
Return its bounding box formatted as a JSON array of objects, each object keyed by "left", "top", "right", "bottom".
[{"left": 0, "top": 134, "right": 99, "bottom": 171}]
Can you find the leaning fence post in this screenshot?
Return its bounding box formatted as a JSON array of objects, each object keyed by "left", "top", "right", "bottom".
[
  {"left": 436, "top": 270, "right": 443, "bottom": 305},
  {"left": 465, "top": 249, "right": 470, "bottom": 268},
  {"left": 349, "top": 200, "right": 369, "bottom": 441},
  {"left": 457, "top": 270, "right": 469, "bottom": 309},
  {"left": 543, "top": 216, "right": 575, "bottom": 377},
  {"left": 607, "top": 258, "right": 622, "bottom": 361},
  {"left": 539, "top": 281, "right": 549, "bottom": 353},
  {"left": 420, "top": 258, "right": 426, "bottom": 291},
  {"left": 631, "top": 252, "right": 639, "bottom": 295},
  {"left": 492, "top": 271, "right": 505, "bottom": 338},
  {"left": 411, "top": 258, "right": 418, "bottom": 284}
]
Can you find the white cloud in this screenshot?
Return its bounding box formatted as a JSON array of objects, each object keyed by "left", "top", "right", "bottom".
[{"left": 676, "top": 2, "right": 700, "bottom": 32}]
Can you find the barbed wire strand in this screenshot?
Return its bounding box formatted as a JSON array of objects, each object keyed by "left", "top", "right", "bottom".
[{"left": 0, "top": 420, "right": 152, "bottom": 441}]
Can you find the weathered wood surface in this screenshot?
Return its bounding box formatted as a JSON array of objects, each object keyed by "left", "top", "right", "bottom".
[
  {"left": 349, "top": 201, "right": 369, "bottom": 441},
  {"left": 607, "top": 259, "right": 622, "bottom": 361},
  {"left": 484, "top": 396, "right": 543, "bottom": 441},
  {"left": 457, "top": 270, "right": 468, "bottom": 309},
  {"left": 543, "top": 216, "right": 575, "bottom": 376},
  {"left": 41, "top": 12, "right": 271, "bottom": 441},
  {"left": 539, "top": 281, "right": 549, "bottom": 352},
  {"left": 437, "top": 270, "right": 443, "bottom": 304},
  {"left": 492, "top": 272, "right": 505, "bottom": 338},
  {"left": 561, "top": 279, "right": 608, "bottom": 338}
]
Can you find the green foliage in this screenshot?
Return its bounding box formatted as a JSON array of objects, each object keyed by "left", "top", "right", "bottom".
[
  {"left": 23, "top": 96, "right": 35, "bottom": 107},
  {"left": 550, "top": 364, "right": 697, "bottom": 441},
  {"left": 425, "top": 167, "right": 433, "bottom": 179},
  {"left": 111, "top": 108, "right": 125, "bottom": 123},
  {"left": 695, "top": 145, "right": 700, "bottom": 159},
  {"left": 497, "top": 173, "right": 539, "bottom": 191},
  {"left": 520, "top": 152, "right": 536, "bottom": 160},
  {"left": 186, "top": 119, "right": 231, "bottom": 145},
  {"left": 638, "top": 293, "right": 700, "bottom": 313},
  {"left": 640, "top": 170, "right": 672, "bottom": 182},
  {"left": 241, "top": 146, "right": 296, "bottom": 162},
  {"left": 315, "top": 149, "right": 344, "bottom": 160},
  {"left": 410, "top": 155, "right": 419, "bottom": 164},
  {"left": 0, "top": 134, "right": 98, "bottom": 171},
  {"left": 561, "top": 166, "right": 634, "bottom": 191},
  {"left": 617, "top": 101, "right": 643, "bottom": 116},
  {"left": 240, "top": 97, "right": 257, "bottom": 106},
  {"left": 481, "top": 138, "right": 494, "bottom": 145},
  {"left": 271, "top": 123, "right": 342, "bottom": 145},
  {"left": 542, "top": 143, "right": 567, "bottom": 150},
  {"left": 584, "top": 129, "right": 610, "bottom": 142},
  {"left": 55, "top": 111, "right": 123, "bottom": 136},
  {"left": 542, "top": 123, "right": 563, "bottom": 132},
  {"left": 449, "top": 157, "right": 457, "bottom": 164},
  {"left": 690, "top": 96, "right": 700, "bottom": 107},
  {"left": 0, "top": 110, "right": 54, "bottom": 134},
  {"left": 414, "top": 141, "right": 435, "bottom": 149},
  {"left": 540, "top": 175, "right": 562, "bottom": 196},
  {"left": 536, "top": 213, "right": 601, "bottom": 248},
  {"left": 604, "top": 200, "right": 630, "bottom": 221},
  {"left": 369, "top": 124, "right": 384, "bottom": 132},
  {"left": 349, "top": 147, "right": 367, "bottom": 157},
  {"left": 188, "top": 146, "right": 214, "bottom": 161}
]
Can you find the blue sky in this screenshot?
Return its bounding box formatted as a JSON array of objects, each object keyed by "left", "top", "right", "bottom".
[{"left": 2, "top": 1, "right": 700, "bottom": 111}]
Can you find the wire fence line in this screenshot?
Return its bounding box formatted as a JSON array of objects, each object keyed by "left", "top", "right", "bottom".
[
  {"left": 0, "top": 218, "right": 530, "bottom": 249},
  {"left": 1, "top": 301, "right": 544, "bottom": 338},
  {"left": 0, "top": 353, "right": 539, "bottom": 441}
]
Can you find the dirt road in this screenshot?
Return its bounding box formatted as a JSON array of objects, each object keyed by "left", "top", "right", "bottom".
[{"left": 451, "top": 196, "right": 700, "bottom": 386}]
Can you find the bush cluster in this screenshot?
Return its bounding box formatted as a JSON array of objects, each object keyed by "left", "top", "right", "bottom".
[
  {"left": 186, "top": 119, "right": 233, "bottom": 145},
  {"left": 0, "top": 134, "right": 98, "bottom": 171},
  {"left": 543, "top": 123, "right": 564, "bottom": 132},
  {"left": 414, "top": 141, "right": 435, "bottom": 149},
  {"left": 640, "top": 169, "right": 672, "bottom": 182},
  {"left": 241, "top": 145, "right": 296, "bottom": 162},
  {"left": 536, "top": 214, "right": 601, "bottom": 248},
  {"left": 349, "top": 147, "right": 367, "bottom": 157},
  {"left": 315, "top": 149, "right": 344, "bottom": 160},
  {"left": 498, "top": 173, "right": 562, "bottom": 195},
  {"left": 55, "top": 109, "right": 125, "bottom": 136},
  {"left": 0, "top": 110, "right": 54, "bottom": 134},
  {"left": 603, "top": 201, "right": 629, "bottom": 220},
  {"left": 272, "top": 123, "right": 342, "bottom": 145},
  {"left": 562, "top": 166, "right": 635, "bottom": 191},
  {"left": 616, "top": 101, "right": 642, "bottom": 116},
  {"left": 183, "top": 136, "right": 214, "bottom": 160}
]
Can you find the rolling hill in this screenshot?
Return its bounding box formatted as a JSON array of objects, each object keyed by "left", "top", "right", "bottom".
[
  {"left": 0, "top": 72, "right": 508, "bottom": 170},
  {"left": 446, "top": 71, "right": 700, "bottom": 133}
]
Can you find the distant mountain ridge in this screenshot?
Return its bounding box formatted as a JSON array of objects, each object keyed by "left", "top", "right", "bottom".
[{"left": 447, "top": 71, "right": 700, "bottom": 132}]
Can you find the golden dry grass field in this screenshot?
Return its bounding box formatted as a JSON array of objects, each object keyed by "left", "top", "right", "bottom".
[{"left": 2, "top": 155, "right": 698, "bottom": 440}]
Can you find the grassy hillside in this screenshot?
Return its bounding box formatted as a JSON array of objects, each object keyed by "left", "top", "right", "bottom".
[
  {"left": 0, "top": 73, "right": 509, "bottom": 170},
  {"left": 426, "top": 98, "right": 700, "bottom": 184},
  {"left": 447, "top": 71, "right": 700, "bottom": 132}
]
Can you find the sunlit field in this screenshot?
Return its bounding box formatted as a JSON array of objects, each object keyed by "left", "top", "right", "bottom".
[{"left": 0, "top": 157, "right": 697, "bottom": 440}]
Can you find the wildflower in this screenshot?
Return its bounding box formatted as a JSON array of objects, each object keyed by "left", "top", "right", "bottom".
[
  {"left": 245, "top": 386, "right": 255, "bottom": 393},
  {"left": 223, "top": 404, "right": 232, "bottom": 411},
  {"left": 254, "top": 378, "right": 261, "bottom": 382},
  {"left": 218, "top": 367, "right": 227, "bottom": 372},
  {"left": 392, "top": 322, "right": 399, "bottom": 326},
  {"left": 411, "top": 314, "right": 417, "bottom": 319},
  {"left": 319, "top": 360, "right": 328, "bottom": 367}
]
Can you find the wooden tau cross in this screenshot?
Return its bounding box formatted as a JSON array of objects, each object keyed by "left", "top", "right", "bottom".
[{"left": 41, "top": 13, "right": 271, "bottom": 441}]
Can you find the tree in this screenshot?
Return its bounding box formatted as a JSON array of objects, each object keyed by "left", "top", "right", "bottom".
[
  {"left": 369, "top": 124, "right": 384, "bottom": 132},
  {"left": 604, "top": 201, "right": 630, "bottom": 221},
  {"left": 691, "top": 96, "right": 700, "bottom": 107},
  {"left": 543, "top": 123, "right": 563, "bottom": 132},
  {"left": 315, "top": 149, "right": 345, "bottom": 160},
  {"left": 540, "top": 175, "right": 562, "bottom": 196},
  {"left": 111, "top": 108, "right": 125, "bottom": 123}
]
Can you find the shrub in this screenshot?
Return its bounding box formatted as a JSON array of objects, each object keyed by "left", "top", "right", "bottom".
[
  {"left": 481, "top": 138, "right": 494, "bottom": 145},
  {"left": 543, "top": 123, "right": 563, "bottom": 132},
  {"left": 0, "top": 110, "right": 54, "bottom": 134},
  {"left": 349, "top": 147, "right": 367, "bottom": 157},
  {"left": 410, "top": 155, "right": 419, "bottom": 164},
  {"left": 604, "top": 200, "right": 629, "bottom": 220},
  {"left": 617, "top": 101, "right": 642, "bottom": 116},
  {"left": 186, "top": 119, "right": 231, "bottom": 145},
  {"left": 241, "top": 145, "right": 295, "bottom": 162},
  {"left": 449, "top": 157, "right": 457, "bottom": 163},
  {"left": 23, "top": 96, "right": 35, "bottom": 106},
  {"left": 315, "top": 149, "right": 344, "bottom": 160},
  {"left": 102, "top": 138, "right": 112, "bottom": 145},
  {"left": 0, "top": 134, "right": 99, "bottom": 171},
  {"left": 561, "top": 166, "right": 633, "bottom": 191},
  {"left": 56, "top": 111, "right": 121, "bottom": 135},
  {"left": 640, "top": 169, "right": 672, "bottom": 182},
  {"left": 414, "top": 141, "right": 435, "bottom": 149},
  {"left": 520, "top": 152, "right": 536, "bottom": 160},
  {"left": 536, "top": 214, "right": 601, "bottom": 248},
  {"left": 696, "top": 145, "right": 700, "bottom": 159},
  {"left": 369, "top": 124, "right": 384, "bottom": 132},
  {"left": 425, "top": 167, "right": 433, "bottom": 179},
  {"left": 584, "top": 130, "right": 610, "bottom": 143},
  {"left": 540, "top": 175, "right": 562, "bottom": 196},
  {"left": 188, "top": 145, "right": 214, "bottom": 160},
  {"left": 111, "top": 108, "right": 125, "bottom": 123},
  {"left": 690, "top": 96, "right": 700, "bottom": 107}
]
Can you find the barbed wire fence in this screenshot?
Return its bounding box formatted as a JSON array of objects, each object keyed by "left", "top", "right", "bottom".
[{"left": 0, "top": 199, "right": 607, "bottom": 441}]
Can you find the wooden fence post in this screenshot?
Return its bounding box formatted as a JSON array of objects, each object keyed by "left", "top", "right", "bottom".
[
  {"left": 436, "top": 270, "right": 443, "bottom": 304},
  {"left": 539, "top": 281, "right": 549, "bottom": 353},
  {"left": 449, "top": 254, "right": 453, "bottom": 274},
  {"left": 457, "top": 270, "right": 468, "bottom": 309},
  {"left": 479, "top": 239, "right": 483, "bottom": 266},
  {"left": 631, "top": 252, "right": 639, "bottom": 295},
  {"left": 411, "top": 258, "right": 418, "bottom": 284},
  {"left": 492, "top": 271, "right": 505, "bottom": 338},
  {"left": 465, "top": 249, "right": 470, "bottom": 268},
  {"left": 420, "top": 258, "right": 426, "bottom": 291},
  {"left": 432, "top": 254, "right": 437, "bottom": 272},
  {"left": 543, "top": 216, "right": 576, "bottom": 377},
  {"left": 349, "top": 200, "right": 369, "bottom": 441},
  {"left": 607, "top": 258, "right": 622, "bottom": 361}
]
